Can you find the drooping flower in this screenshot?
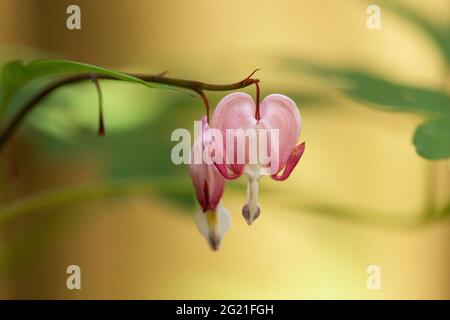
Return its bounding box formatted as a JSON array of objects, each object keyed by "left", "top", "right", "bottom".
[
  {"left": 189, "top": 116, "right": 231, "bottom": 251},
  {"left": 212, "top": 93, "right": 305, "bottom": 225}
]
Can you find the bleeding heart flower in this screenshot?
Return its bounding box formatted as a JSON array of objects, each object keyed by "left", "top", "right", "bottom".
[
  {"left": 189, "top": 116, "right": 231, "bottom": 251},
  {"left": 212, "top": 93, "right": 305, "bottom": 225}
]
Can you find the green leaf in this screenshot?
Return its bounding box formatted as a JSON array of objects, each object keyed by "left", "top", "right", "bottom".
[
  {"left": 26, "top": 59, "right": 154, "bottom": 83},
  {"left": 342, "top": 72, "right": 450, "bottom": 116},
  {"left": 0, "top": 60, "right": 27, "bottom": 108},
  {"left": 284, "top": 58, "right": 450, "bottom": 160},
  {"left": 0, "top": 59, "right": 188, "bottom": 115},
  {"left": 284, "top": 59, "right": 450, "bottom": 116},
  {"left": 413, "top": 117, "right": 450, "bottom": 159}
]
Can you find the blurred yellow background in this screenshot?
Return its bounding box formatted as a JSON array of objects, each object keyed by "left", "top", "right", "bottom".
[{"left": 0, "top": 0, "right": 448, "bottom": 299}]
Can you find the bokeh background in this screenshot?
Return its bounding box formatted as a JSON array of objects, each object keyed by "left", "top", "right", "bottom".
[{"left": 0, "top": 0, "right": 449, "bottom": 299}]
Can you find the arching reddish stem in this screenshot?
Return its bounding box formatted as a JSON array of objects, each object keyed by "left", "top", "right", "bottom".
[
  {"left": 195, "top": 90, "right": 210, "bottom": 124},
  {"left": 253, "top": 80, "right": 261, "bottom": 120},
  {"left": 0, "top": 69, "right": 261, "bottom": 152}
]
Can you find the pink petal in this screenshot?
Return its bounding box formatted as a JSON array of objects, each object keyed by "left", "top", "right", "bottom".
[
  {"left": 272, "top": 142, "right": 305, "bottom": 181},
  {"left": 214, "top": 162, "right": 243, "bottom": 180},
  {"left": 259, "top": 94, "right": 302, "bottom": 172},
  {"left": 189, "top": 116, "right": 225, "bottom": 211},
  {"left": 212, "top": 92, "right": 257, "bottom": 178}
]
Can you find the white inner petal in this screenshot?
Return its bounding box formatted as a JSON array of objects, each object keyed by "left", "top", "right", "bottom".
[
  {"left": 195, "top": 204, "right": 231, "bottom": 250},
  {"left": 244, "top": 165, "right": 262, "bottom": 224}
]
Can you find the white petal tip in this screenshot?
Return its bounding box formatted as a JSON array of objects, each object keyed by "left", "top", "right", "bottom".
[{"left": 195, "top": 205, "right": 231, "bottom": 250}]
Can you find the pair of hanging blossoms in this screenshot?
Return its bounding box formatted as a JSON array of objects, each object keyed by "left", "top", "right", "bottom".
[{"left": 189, "top": 92, "right": 305, "bottom": 251}]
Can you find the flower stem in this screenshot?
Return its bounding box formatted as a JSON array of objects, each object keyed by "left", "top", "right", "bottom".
[
  {"left": 253, "top": 79, "right": 261, "bottom": 120},
  {"left": 0, "top": 71, "right": 259, "bottom": 152}
]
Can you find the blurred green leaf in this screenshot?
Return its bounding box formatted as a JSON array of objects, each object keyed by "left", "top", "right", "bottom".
[
  {"left": 0, "top": 177, "right": 195, "bottom": 226},
  {"left": 342, "top": 72, "right": 450, "bottom": 116},
  {"left": 280, "top": 91, "right": 333, "bottom": 108},
  {"left": 284, "top": 58, "right": 450, "bottom": 159},
  {"left": 26, "top": 81, "right": 176, "bottom": 141},
  {"left": 19, "top": 89, "right": 199, "bottom": 207},
  {"left": 0, "top": 58, "right": 203, "bottom": 208},
  {"left": 285, "top": 60, "right": 450, "bottom": 115},
  {"left": 413, "top": 117, "right": 450, "bottom": 159}
]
